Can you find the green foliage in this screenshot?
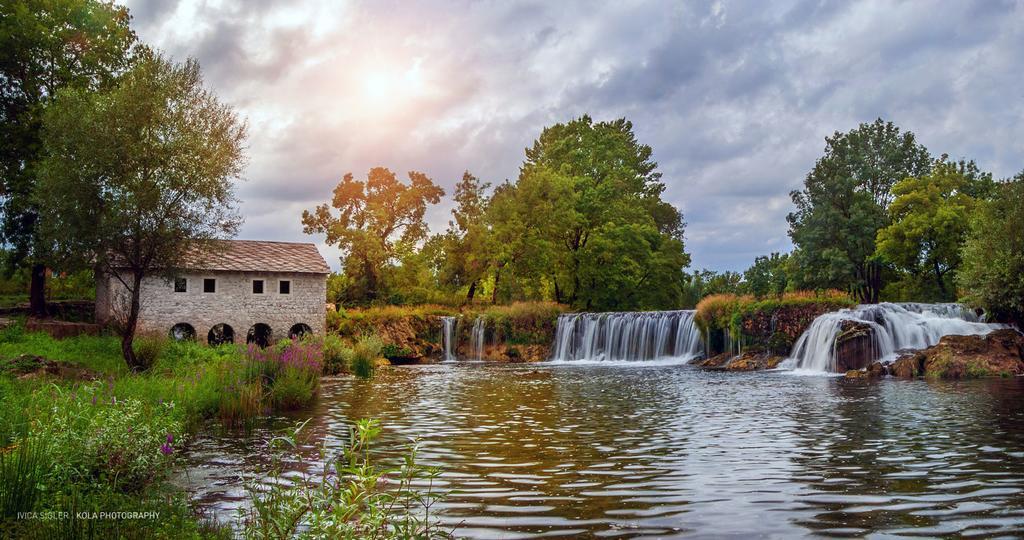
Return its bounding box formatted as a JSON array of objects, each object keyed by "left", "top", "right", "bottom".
[
  {"left": 743, "top": 253, "right": 789, "bottom": 298},
  {"left": 37, "top": 48, "right": 246, "bottom": 370},
  {"left": 0, "top": 437, "right": 44, "bottom": 518},
  {"left": 302, "top": 167, "right": 444, "bottom": 305},
  {"left": 132, "top": 334, "right": 166, "bottom": 370},
  {"left": 958, "top": 174, "right": 1024, "bottom": 325},
  {"left": 352, "top": 334, "right": 383, "bottom": 379},
  {"left": 680, "top": 269, "right": 745, "bottom": 308},
  {"left": 875, "top": 159, "right": 992, "bottom": 302},
  {"left": 0, "top": 0, "right": 135, "bottom": 293},
  {"left": 321, "top": 333, "right": 355, "bottom": 375},
  {"left": 788, "top": 118, "right": 932, "bottom": 303},
  {"left": 240, "top": 419, "right": 451, "bottom": 539}
]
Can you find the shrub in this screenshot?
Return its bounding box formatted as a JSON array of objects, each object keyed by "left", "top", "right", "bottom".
[
  {"left": 31, "top": 384, "right": 185, "bottom": 491},
  {"left": 321, "top": 334, "right": 354, "bottom": 375},
  {"left": 351, "top": 334, "right": 383, "bottom": 379},
  {"left": 133, "top": 334, "right": 166, "bottom": 369},
  {"left": 239, "top": 419, "right": 450, "bottom": 539}
]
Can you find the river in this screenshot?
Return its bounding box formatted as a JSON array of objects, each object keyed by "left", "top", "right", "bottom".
[{"left": 181, "top": 363, "right": 1024, "bottom": 538}]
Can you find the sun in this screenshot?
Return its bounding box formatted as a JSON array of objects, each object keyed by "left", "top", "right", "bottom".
[{"left": 360, "top": 60, "right": 427, "bottom": 104}]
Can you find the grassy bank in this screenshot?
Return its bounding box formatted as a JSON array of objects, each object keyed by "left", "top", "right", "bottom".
[
  {"left": 695, "top": 290, "right": 856, "bottom": 356},
  {"left": 0, "top": 321, "right": 357, "bottom": 537}
]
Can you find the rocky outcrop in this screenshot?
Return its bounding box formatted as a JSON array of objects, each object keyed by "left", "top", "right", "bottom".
[
  {"left": 25, "top": 318, "right": 101, "bottom": 339},
  {"left": 695, "top": 351, "right": 784, "bottom": 371},
  {"left": 834, "top": 320, "right": 875, "bottom": 372},
  {"left": 920, "top": 329, "right": 1024, "bottom": 378},
  {"left": 883, "top": 329, "right": 1023, "bottom": 379}
]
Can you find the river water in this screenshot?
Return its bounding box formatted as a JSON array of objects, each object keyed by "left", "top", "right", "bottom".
[{"left": 181, "top": 363, "right": 1024, "bottom": 538}]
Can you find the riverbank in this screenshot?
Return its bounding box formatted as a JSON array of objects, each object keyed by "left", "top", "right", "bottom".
[
  {"left": 329, "top": 301, "right": 567, "bottom": 362},
  {"left": 0, "top": 322, "right": 333, "bottom": 537}
]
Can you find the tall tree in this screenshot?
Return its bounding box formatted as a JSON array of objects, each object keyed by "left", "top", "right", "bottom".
[
  {"left": 744, "top": 252, "right": 790, "bottom": 298},
  {"left": 0, "top": 0, "right": 135, "bottom": 316},
  {"left": 875, "top": 158, "right": 992, "bottom": 301},
  {"left": 958, "top": 173, "right": 1024, "bottom": 327},
  {"left": 302, "top": 167, "right": 444, "bottom": 304},
  {"left": 517, "top": 115, "right": 689, "bottom": 309},
  {"left": 36, "top": 50, "right": 246, "bottom": 370},
  {"left": 787, "top": 118, "right": 931, "bottom": 303},
  {"left": 435, "top": 171, "right": 491, "bottom": 302}
]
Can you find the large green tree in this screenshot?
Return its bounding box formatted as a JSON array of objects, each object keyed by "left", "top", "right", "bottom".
[
  {"left": 432, "top": 171, "right": 492, "bottom": 302},
  {"left": 36, "top": 50, "right": 246, "bottom": 369},
  {"left": 302, "top": 167, "right": 444, "bottom": 304},
  {"left": 743, "top": 252, "right": 790, "bottom": 298},
  {"left": 0, "top": 0, "right": 135, "bottom": 316},
  {"left": 958, "top": 173, "right": 1024, "bottom": 327},
  {"left": 514, "top": 115, "right": 689, "bottom": 310},
  {"left": 788, "top": 118, "right": 932, "bottom": 303},
  {"left": 875, "top": 159, "right": 992, "bottom": 301}
]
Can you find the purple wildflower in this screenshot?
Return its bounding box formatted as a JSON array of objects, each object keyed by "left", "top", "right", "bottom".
[
  {"left": 166, "top": 433, "right": 174, "bottom": 445},
  {"left": 160, "top": 443, "right": 173, "bottom": 456}
]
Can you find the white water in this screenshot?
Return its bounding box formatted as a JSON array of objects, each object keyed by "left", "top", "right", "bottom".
[
  {"left": 551, "top": 310, "right": 705, "bottom": 362},
  {"left": 441, "top": 316, "right": 458, "bottom": 362},
  {"left": 783, "top": 303, "right": 1004, "bottom": 372},
  {"left": 470, "top": 316, "right": 485, "bottom": 361}
]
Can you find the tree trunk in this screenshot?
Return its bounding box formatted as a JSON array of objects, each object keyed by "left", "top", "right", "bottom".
[
  {"left": 29, "top": 264, "right": 47, "bottom": 318},
  {"left": 121, "top": 272, "right": 144, "bottom": 371},
  {"left": 466, "top": 280, "right": 477, "bottom": 303},
  {"left": 933, "top": 261, "right": 948, "bottom": 298},
  {"left": 492, "top": 265, "right": 502, "bottom": 304}
]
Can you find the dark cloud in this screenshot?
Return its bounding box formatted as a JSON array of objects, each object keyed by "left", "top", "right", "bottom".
[{"left": 122, "top": 0, "right": 1024, "bottom": 272}]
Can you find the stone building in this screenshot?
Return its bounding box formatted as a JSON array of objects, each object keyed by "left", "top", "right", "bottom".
[{"left": 95, "top": 240, "right": 330, "bottom": 346}]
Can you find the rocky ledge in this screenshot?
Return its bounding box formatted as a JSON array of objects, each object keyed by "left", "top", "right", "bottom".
[
  {"left": 844, "top": 329, "right": 1024, "bottom": 379},
  {"left": 696, "top": 351, "right": 785, "bottom": 371}
]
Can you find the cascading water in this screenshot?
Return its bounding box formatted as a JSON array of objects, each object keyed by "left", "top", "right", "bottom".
[
  {"left": 784, "top": 303, "right": 1005, "bottom": 372},
  {"left": 441, "top": 316, "right": 457, "bottom": 362},
  {"left": 470, "top": 316, "right": 485, "bottom": 361},
  {"left": 551, "top": 310, "right": 705, "bottom": 362}
]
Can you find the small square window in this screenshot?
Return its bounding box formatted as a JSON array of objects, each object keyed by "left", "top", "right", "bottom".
[
  {"left": 203, "top": 278, "right": 216, "bottom": 293},
  {"left": 174, "top": 278, "right": 187, "bottom": 293},
  {"left": 279, "top": 280, "right": 291, "bottom": 294},
  {"left": 252, "top": 280, "right": 264, "bottom": 294}
]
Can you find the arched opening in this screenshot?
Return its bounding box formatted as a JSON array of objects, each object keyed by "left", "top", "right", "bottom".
[
  {"left": 169, "top": 323, "right": 196, "bottom": 341},
  {"left": 289, "top": 323, "right": 312, "bottom": 339},
  {"left": 247, "top": 323, "right": 273, "bottom": 348},
  {"left": 208, "top": 323, "right": 235, "bottom": 346}
]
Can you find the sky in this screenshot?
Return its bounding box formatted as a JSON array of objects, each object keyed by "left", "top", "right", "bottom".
[{"left": 121, "top": 0, "right": 1024, "bottom": 272}]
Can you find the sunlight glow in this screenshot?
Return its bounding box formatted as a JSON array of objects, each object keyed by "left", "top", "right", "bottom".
[{"left": 361, "top": 59, "right": 428, "bottom": 104}]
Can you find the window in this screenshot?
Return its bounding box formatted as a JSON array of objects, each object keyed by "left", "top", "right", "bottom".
[
  {"left": 203, "top": 278, "right": 216, "bottom": 293},
  {"left": 279, "top": 280, "right": 291, "bottom": 294},
  {"left": 174, "top": 277, "right": 187, "bottom": 293},
  {"left": 252, "top": 279, "right": 264, "bottom": 294}
]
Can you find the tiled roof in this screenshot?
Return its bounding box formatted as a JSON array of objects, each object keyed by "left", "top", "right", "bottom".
[{"left": 176, "top": 240, "right": 331, "bottom": 274}]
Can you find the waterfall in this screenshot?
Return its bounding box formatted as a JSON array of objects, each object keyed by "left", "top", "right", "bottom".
[
  {"left": 551, "top": 310, "right": 705, "bottom": 362},
  {"left": 784, "top": 303, "right": 1004, "bottom": 372},
  {"left": 470, "top": 316, "right": 485, "bottom": 361},
  {"left": 441, "top": 316, "right": 457, "bottom": 362}
]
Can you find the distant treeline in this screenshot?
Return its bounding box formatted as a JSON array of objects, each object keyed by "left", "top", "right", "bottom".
[{"left": 308, "top": 117, "right": 1024, "bottom": 324}]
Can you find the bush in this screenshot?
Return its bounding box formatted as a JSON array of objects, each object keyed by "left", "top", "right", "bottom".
[
  {"left": 240, "top": 419, "right": 450, "bottom": 539},
  {"left": 321, "top": 334, "right": 354, "bottom": 375},
  {"left": 0, "top": 437, "right": 44, "bottom": 518},
  {"left": 133, "top": 334, "right": 166, "bottom": 369},
  {"left": 351, "top": 334, "right": 383, "bottom": 379}
]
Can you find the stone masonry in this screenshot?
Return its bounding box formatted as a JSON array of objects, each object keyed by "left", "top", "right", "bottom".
[{"left": 95, "top": 241, "right": 329, "bottom": 344}]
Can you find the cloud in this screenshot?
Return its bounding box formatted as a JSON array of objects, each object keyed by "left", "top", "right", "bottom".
[{"left": 122, "top": 0, "right": 1024, "bottom": 272}]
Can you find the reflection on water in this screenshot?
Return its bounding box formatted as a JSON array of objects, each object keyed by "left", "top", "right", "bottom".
[{"left": 179, "top": 364, "right": 1024, "bottom": 538}]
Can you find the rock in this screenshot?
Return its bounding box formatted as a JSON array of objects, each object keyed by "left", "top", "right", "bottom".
[
  {"left": 891, "top": 352, "right": 925, "bottom": 378},
  {"left": 845, "top": 369, "right": 867, "bottom": 378},
  {"left": 867, "top": 361, "right": 887, "bottom": 378},
  {"left": 695, "top": 352, "right": 734, "bottom": 369},
  {"left": 835, "top": 320, "right": 875, "bottom": 372},
  {"left": 25, "top": 318, "right": 101, "bottom": 339},
  {"left": 725, "top": 352, "right": 785, "bottom": 371},
  {"left": 372, "top": 357, "right": 391, "bottom": 367},
  {"left": 920, "top": 329, "right": 1024, "bottom": 379}
]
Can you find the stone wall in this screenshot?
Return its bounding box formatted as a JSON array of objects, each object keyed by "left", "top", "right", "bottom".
[{"left": 97, "top": 271, "right": 326, "bottom": 343}]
